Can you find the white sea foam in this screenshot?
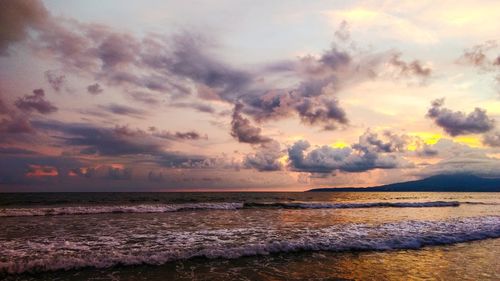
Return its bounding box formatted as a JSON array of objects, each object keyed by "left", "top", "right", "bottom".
[
  {"left": 245, "top": 200, "right": 461, "bottom": 209},
  {"left": 0, "top": 216, "right": 498, "bottom": 275},
  {"left": 0, "top": 200, "right": 486, "bottom": 217},
  {"left": 0, "top": 202, "right": 244, "bottom": 217}
]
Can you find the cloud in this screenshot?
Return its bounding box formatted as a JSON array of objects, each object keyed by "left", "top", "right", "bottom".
[
  {"left": 32, "top": 120, "right": 211, "bottom": 170},
  {"left": 44, "top": 70, "right": 65, "bottom": 92},
  {"left": 427, "top": 98, "right": 495, "bottom": 136},
  {"left": 99, "top": 103, "right": 146, "bottom": 118},
  {"left": 244, "top": 141, "right": 283, "bottom": 171},
  {"left": 5, "top": 1, "right": 431, "bottom": 132},
  {"left": 458, "top": 41, "right": 500, "bottom": 92},
  {"left": 458, "top": 40, "right": 498, "bottom": 68},
  {"left": 169, "top": 101, "right": 216, "bottom": 114},
  {"left": 483, "top": 132, "right": 500, "bottom": 147},
  {"left": 128, "top": 91, "right": 160, "bottom": 105},
  {"left": 334, "top": 20, "right": 350, "bottom": 42},
  {"left": 149, "top": 127, "right": 207, "bottom": 140},
  {"left": 288, "top": 137, "right": 408, "bottom": 174},
  {"left": 353, "top": 130, "right": 409, "bottom": 153},
  {"left": 389, "top": 53, "right": 431, "bottom": 78},
  {"left": 415, "top": 145, "right": 439, "bottom": 157},
  {"left": 0, "top": 115, "right": 34, "bottom": 135},
  {"left": 417, "top": 139, "right": 500, "bottom": 178},
  {"left": 33, "top": 121, "right": 163, "bottom": 156},
  {"left": 15, "top": 89, "right": 57, "bottom": 114},
  {"left": 230, "top": 103, "right": 272, "bottom": 144},
  {"left": 87, "top": 83, "right": 103, "bottom": 95},
  {"left": 0, "top": 153, "right": 84, "bottom": 184},
  {"left": 0, "top": 146, "right": 38, "bottom": 155},
  {"left": 295, "top": 97, "right": 348, "bottom": 130},
  {"left": 0, "top": 0, "right": 48, "bottom": 55}
]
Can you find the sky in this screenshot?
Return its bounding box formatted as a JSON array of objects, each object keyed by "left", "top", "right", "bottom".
[{"left": 0, "top": 0, "right": 500, "bottom": 191}]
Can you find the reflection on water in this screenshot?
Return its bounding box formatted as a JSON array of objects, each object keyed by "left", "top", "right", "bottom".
[{"left": 6, "top": 239, "right": 499, "bottom": 281}]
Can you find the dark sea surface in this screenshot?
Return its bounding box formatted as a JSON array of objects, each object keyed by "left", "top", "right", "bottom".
[{"left": 1, "top": 192, "right": 499, "bottom": 280}]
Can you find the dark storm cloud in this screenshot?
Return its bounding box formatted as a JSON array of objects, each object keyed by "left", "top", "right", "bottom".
[
  {"left": 483, "top": 132, "right": 500, "bottom": 147},
  {"left": 87, "top": 83, "right": 103, "bottom": 95},
  {"left": 244, "top": 141, "right": 283, "bottom": 171},
  {"left": 15, "top": 89, "right": 58, "bottom": 114},
  {"left": 44, "top": 70, "right": 65, "bottom": 92},
  {"left": 427, "top": 99, "right": 495, "bottom": 136},
  {"left": 99, "top": 103, "right": 147, "bottom": 118},
  {"left": 230, "top": 103, "right": 272, "bottom": 144},
  {"left": 0, "top": 0, "right": 48, "bottom": 55}
]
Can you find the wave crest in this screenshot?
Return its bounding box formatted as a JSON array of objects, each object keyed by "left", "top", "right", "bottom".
[{"left": 0, "top": 216, "right": 498, "bottom": 275}]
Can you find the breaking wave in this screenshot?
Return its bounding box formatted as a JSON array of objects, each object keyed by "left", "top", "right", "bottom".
[
  {"left": 0, "top": 201, "right": 470, "bottom": 217},
  {"left": 245, "top": 201, "right": 461, "bottom": 209},
  {"left": 0, "top": 202, "right": 244, "bottom": 217},
  {"left": 1, "top": 216, "right": 498, "bottom": 275}
]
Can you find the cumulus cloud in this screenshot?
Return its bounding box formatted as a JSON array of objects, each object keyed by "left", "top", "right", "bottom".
[
  {"left": 14, "top": 89, "right": 57, "bottom": 114},
  {"left": 244, "top": 141, "right": 283, "bottom": 171},
  {"left": 295, "top": 97, "right": 348, "bottom": 130},
  {"left": 230, "top": 103, "right": 272, "bottom": 144},
  {"left": 353, "top": 130, "right": 409, "bottom": 153},
  {"left": 288, "top": 138, "right": 408, "bottom": 174},
  {"left": 427, "top": 98, "right": 495, "bottom": 136}
]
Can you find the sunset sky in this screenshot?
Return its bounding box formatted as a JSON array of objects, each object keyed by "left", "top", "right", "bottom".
[{"left": 1, "top": 0, "right": 500, "bottom": 191}]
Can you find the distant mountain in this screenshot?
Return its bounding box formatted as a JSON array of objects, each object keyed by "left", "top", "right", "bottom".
[{"left": 308, "top": 174, "right": 500, "bottom": 192}]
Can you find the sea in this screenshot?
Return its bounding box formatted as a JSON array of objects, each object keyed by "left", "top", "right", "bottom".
[{"left": 0, "top": 192, "right": 499, "bottom": 280}]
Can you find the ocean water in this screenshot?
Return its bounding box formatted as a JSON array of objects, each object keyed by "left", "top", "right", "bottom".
[{"left": 0, "top": 192, "right": 499, "bottom": 280}]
